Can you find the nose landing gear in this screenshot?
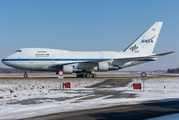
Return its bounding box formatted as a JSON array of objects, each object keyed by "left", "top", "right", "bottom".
[{"left": 24, "top": 72, "right": 28, "bottom": 78}]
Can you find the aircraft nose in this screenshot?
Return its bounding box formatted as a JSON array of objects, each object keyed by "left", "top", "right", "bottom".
[
  {"left": 1, "top": 57, "right": 9, "bottom": 65},
  {"left": 2, "top": 58, "right": 6, "bottom": 64}
]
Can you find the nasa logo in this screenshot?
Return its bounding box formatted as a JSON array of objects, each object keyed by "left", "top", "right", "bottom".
[
  {"left": 141, "top": 39, "right": 153, "bottom": 43},
  {"left": 141, "top": 35, "right": 156, "bottom": 43}
]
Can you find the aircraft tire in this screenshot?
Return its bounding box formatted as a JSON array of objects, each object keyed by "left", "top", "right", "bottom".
[
  {"left": 77, "top": 75, "right": 80, "bottom": 78},
  {"left": 87, "top": 74, "right": 90, "bottom": 78},
  {"left": 90, "top": 74, "right": 93, "bottom": 78},
  {"left": 82, "top": 74, "right": 86, "bottom": 78},
  {"left": 24, "top": 74, "right": 28, "bottom": 78},
  {"left": 93, "top": 74, "right": 97, "bottom": 78}
]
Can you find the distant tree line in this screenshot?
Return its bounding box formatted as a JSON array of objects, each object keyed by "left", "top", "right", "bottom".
[{"left": 167, "top": 67, "right": 179, "bottom": 73}]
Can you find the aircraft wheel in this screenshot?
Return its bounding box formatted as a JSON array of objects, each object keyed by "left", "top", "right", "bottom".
[
  {"left": 82, "top": 74, "right": 86, "bottom": 78},
  {"left": 24, "top": 74, "right": 28, "bottom": 78},
  {"left": 93, "top": 74, "right": 97, "bottom": 78},
  {"left": 77, "top": 75, "right": 80, "bottom": 78},
  {"left": 87, "top": 74, "right": 90, "bottom": 78},
  {"left": 89, "top": 74, "right": 93, "bottom": 78}
]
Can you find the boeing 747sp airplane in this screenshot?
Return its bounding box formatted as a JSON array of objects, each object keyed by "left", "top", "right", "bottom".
[{"left": 2, "top": 22, "right": 174, "bottom": 78}]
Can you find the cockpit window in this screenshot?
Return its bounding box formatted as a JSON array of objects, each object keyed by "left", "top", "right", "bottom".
[{"left": 16, "top": 50, "right": 22, "bottom": 52}]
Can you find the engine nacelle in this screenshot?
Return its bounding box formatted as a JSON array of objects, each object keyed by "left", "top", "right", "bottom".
[
  {"left": 63, "top": 65, "right": 73, "bottom": 74},
  {"left": 98, "top": 62, "right": 109, "bottom": 71}
]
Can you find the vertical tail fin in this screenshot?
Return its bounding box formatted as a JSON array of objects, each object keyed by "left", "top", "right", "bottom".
[{"left": 123, "top": 22, "right": 163, "bottom": 55}]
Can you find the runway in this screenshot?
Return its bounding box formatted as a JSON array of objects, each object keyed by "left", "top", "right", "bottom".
[
  {"left": 1, "top": 73, "right": 179, "bottom": 79},
  {"left": 22, "top": 99, "right": 179, "bottom": 120}
]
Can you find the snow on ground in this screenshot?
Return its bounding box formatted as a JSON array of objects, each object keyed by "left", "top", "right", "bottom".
[
  {"left": 132, "top": 77, "right": 179, "bottom": 93},
  {"left": 125, "top": 77, "right": 179, "bottom": 104},
  {"left": 0, "top": 78, "right": 105, "bottom": 102},
  {"left": 0, "top": 77, "right": 179, "bottom": 119}
]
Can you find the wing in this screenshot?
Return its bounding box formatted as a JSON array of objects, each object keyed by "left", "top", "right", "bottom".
[{"left": 49, "top": 59, "right": 110, "bottom": 70}]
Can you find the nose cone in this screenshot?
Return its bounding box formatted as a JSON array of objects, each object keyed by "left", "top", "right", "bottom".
[
  {"left": 1, "top": 57, "right": 8, "bottom": 66},
  {"left": 2, "top": 52, "right": 22, "bottom": 69},
  {"left": 2, "top": 56, "right": 21, "bottom": 69},
  {"left": 2, "top": 53, "right": 16, "bottom": 66}
]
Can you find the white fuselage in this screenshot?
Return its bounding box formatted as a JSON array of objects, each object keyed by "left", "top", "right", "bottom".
[{"left": 2, "top": 48, "right": 153, "bottom": 72}]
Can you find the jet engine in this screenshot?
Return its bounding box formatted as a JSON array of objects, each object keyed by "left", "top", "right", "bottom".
[
  {"left": 98, "top": 62, "right": 119, "bottom": 71},
  {"left": 98, "top": 62, "right": 109, "bottom": 71},
  {"left": 63, "top": 65, "right": 73, "bottom": 74}
]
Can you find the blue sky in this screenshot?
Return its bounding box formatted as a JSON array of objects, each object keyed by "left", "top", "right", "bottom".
[{"left": 0, "top": 0, "right": 178, "bottom": 71}]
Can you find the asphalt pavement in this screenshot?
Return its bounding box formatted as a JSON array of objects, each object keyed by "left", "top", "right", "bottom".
[{"left": 21, "top": 99, "right": 179, "bottom": 120}]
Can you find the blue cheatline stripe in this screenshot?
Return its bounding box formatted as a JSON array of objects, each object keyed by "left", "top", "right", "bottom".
[{"left": 1, "top": 58, "right": 110, "bottom": 62}]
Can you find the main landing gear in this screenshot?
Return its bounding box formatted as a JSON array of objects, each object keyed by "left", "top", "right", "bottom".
[
  {"left": 76, "top": 73, "right": 97, "bottom": 78},
  {"left": 24, "top": 72, "right": 28, "bottom": 78}
]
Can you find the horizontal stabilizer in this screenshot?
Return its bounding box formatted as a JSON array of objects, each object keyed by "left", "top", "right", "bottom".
[
  {"left": 114, "top": 51, "right": 174, "bottom": 61},
  {"left": 152, "top": 51, "right": 175, "bottom": 57}
]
